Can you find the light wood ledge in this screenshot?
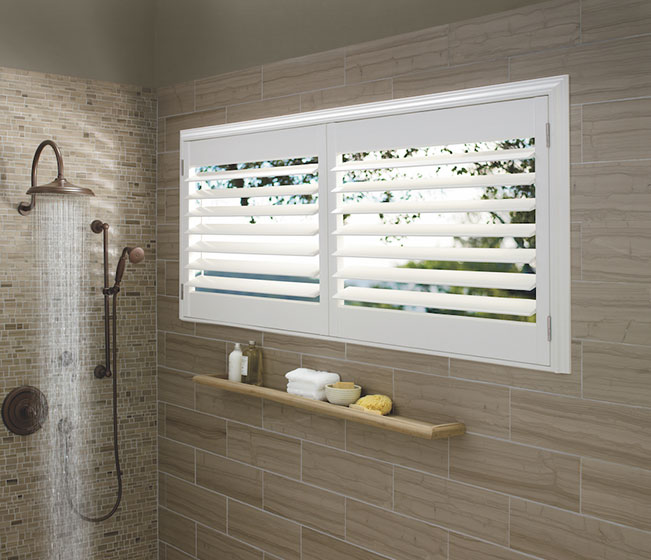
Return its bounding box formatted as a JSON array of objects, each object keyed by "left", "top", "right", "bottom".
[{"left": 192, "top": 376, "right": 466, "bottom": 440}]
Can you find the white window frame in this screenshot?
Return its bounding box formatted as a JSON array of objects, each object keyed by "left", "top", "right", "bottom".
[{"left": 179, "top": 76, "right": 571, "bottom": 374}]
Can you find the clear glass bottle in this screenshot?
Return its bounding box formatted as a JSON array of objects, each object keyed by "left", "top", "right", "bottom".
[{"left": 244, "top": 340, "right": 263, "bottom": 386}]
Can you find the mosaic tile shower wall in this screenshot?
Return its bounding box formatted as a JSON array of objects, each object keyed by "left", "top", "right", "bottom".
[
  {"left": 157, "top": 1, "right": 651, "bottom": 559},
  {"left": 0, "top": 67, "right": 157, "bottom": 559}
]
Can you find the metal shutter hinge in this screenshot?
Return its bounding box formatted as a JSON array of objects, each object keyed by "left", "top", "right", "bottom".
[
  {"left": 181, "top": 283, "right": 184, "bottom": 300},
  {"left": 545, "top": 123, "right": 551, "bottom": 148},
  {"left": 547, "top": 315, "right": 552, "bottom": 341},
  {"left": 181, "top": 160, "right": 185, "bottom": 175}
]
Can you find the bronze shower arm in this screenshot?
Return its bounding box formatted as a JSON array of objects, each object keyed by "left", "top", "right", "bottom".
[{"left": 18, "top": 140, "right": 64, "bottom": 215}]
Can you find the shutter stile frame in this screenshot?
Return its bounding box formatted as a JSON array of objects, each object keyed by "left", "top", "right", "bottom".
[{"left": 179, "top": 76, "right": 570, "bottom": 374}]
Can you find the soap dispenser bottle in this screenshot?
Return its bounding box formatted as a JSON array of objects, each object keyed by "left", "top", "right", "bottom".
[
  {"left": 228, "top": 343, "right": 243, "bottom": 382},
  {"left": 244, "top": 341, "right": 263, "bottom": 386}
]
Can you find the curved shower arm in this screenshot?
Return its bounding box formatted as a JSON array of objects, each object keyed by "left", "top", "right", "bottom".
[{"left": 18, "top": 140, "right": 66, "bottom": 215}]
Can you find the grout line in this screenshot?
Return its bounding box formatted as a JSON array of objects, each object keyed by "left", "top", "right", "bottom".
[
  {"left": 579, "top": 456, "right": 583, "bottom": 513},
  {"left": 507, "top": 495, "right": 512, "bottom": 548}
]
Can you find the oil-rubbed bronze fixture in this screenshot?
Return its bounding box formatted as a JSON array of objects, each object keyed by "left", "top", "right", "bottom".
[
  {"left": 18, "top": 139, "right": 94, "bottom": 215},
  {"left": 59, "top": 219, "right": 145, "bottom": 523},
  {"left": 2, "top": 386, "right": 48, "bottom": 435}
]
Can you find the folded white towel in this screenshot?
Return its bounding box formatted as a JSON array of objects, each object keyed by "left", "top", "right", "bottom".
[
  {"left": 287, "top": 380, "right": 331, "bottom": 393},
  {"left": 287, "top": 386, "right": 326, "bottom": 401},
  {"left": 285, "top": 368, "right": 340, "bottom": 386}
]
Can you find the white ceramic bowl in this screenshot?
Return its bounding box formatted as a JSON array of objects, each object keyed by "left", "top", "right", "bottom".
[{"left": 325, "top": 384, "right": 362, "bottom": 406}]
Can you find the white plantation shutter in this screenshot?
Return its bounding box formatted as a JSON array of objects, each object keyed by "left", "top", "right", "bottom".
[
  {"left": 179, "top": 78, "right": 570, "bottom": 372},
  {"left": 180, "top": 125, "right": 328, "bottom": 334},
  {"left": 327, "top": 97, "right": 552, "bottom": 366}
]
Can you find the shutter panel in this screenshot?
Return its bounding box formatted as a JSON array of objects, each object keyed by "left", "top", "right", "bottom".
[
  {"left": 180, "top": 125, "right": 328, "bottom": 334},
  {"left": 328, "top": 97, "right": 550, "bottom": 366}
]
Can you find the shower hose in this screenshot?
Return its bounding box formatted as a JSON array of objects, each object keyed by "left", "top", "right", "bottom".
[{"left": 61, "top": 293, "right": 122, "bottom": 522}]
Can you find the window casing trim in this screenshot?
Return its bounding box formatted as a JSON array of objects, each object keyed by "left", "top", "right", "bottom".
[{"left": 179, "top": 76, "right": 571, "bottom": 374}]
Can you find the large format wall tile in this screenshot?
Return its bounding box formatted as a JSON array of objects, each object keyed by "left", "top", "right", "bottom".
[
  {"left": 263, "top": 49, "right": 344, "bottom": 98},
  {"left": 394, "top": 60, "right": 508, "bottom": 99},
  {"left": 345, "top": 422, "right": 448, "bottom": 476},
  {"left": 300, "top": 80, "right": 392, "bottom": 112},
  {"left": 583, "top": 341, "right": 651, "bottom": 407},
  {"left": 165, "top": 404, "right": 226, "bottom": 454},
  {"left": 583, "top": 98, "right": 651, "bottom": 162},
  {"left": 302, "top": 528, "right": 386, "bottom": 560},
  {"left": 159, "top": 508, "right": 196, "bottom": 556},
  {"left": 301, "top": 442, "right": 393, "bottom": 508},
  {"left": 510, "top": 498, "right": 651, "bottom": 560},
  {"left": 197, "top": 525, "right": 262, "bottom": 560},
  {"left": 263, "top": 472, "right": 345, "bottom": 537},
  {"left": 226, "top": 95, "right": 301, "bottom": 123},
  {"left": 571, "top": 161, "right": 651, "bottom": 223},
  {"left": 394, "top": 467, "right": 509, "bottom": 544},
  {"left": 195, "top": 66, "right": 262, "bottom": 110},
  {"left": 581, "top": 223, "right": 651, "bottom": 283},
  {"left": 163, "top": 332, "right": 226, "bottom": 375},
  {"left": 158, "top": 82, "right": 194, "bottom": 117},
  {"left": 510, "top": 35, "right": 651, "bottom": 104},
  {"left": 449, "top": 0, "right": 580, "bottom": 64},
  {"left": 227, "top": 422, "right": 301, "bottom": 478},
  {"left": 572, "top": 281, "right": 651, "bottom": 346},
  {"left": 346, "top": 343, "right": 448, "bottom": 375},
  {"left": 262, "top": 401, "right": 345, "bottom": 448},
  {"left": 228, "top": 501, "right": 301, "bottom": 560},
  {"left": 195, "top": 383, "right": 263, "bottom": 426},
  {"left": 158, "top": 367, "right": 195, "bottom": 408},
  {"left": 345, "top": 26, "right": 448, "bottom": 83},
  {"left": 511, "top": 390, "right": 651, "bottom": 468},
  {"left": 160, "top": 474, "right": 227, "bottom": 532},
  {"left": 450, "top": 340, "right": 582, "bottom": 396},
  {"left": 450, "top": 434, "right": 580, "bottom": 509},
  {"left": 159, "top": 437, "right": 195, "bottom": 482},
  {"left": 449, "top": 533, "right": 533, "bottom": 560},
  {"left": 582, "top": 458, "right": 651, "bottom": 530},
  {"left": 346, "top": 499, "right": 447, "bottom": 560},
  {"left": 195, "top": 450, "right": 263, "bottom": 506},
  {"left": 582, "top": 0, "right": 651, "bottom": 42},
  {"left": 394, "top": 370, "right": 510, "bottom": 437},
  {"left": 165, "top": 107, "right": 226, "bottom": 151}
]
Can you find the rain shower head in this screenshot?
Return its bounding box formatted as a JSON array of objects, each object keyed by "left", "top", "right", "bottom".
[{"left": 18, "top": 140, "right": 94, "bottom": 215}]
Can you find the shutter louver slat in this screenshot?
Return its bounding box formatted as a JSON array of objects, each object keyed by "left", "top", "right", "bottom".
[
  {"left": 334, "top": 287, "right": 536, "bottom": 316},
  {"left": 188, "top": 163, "right": 318, "bottom": 181},
  {"left": 189, "top": 223, "right": 319, "bottom": 236},
  {"left": 334, "top": 223, "right": 535, "bottom": 237},
  {"left": 190, "top": 240, "right": 319, "bottom": 257},
  {"left": 334, "top": 246, "right": 536, "bottom": 264},
  {"left": 189, "top": 183, "right": 319, "bottom": 199},
  {"left": 189, "top": 203, "right": 318, "bottom": 217},
  {"left": 333, "top": 173, "right": 535, "bottom": 193},
  {"left": 189, "top": 276, "right": 319, "bottom": 298},
  {"left": 334, "top": 266, "right": 536, "bottom": 290},
  {"left": 332, "top": 147, "right": 535, "bottom": 172},
  {"left": 187, "top": 258, "right": 319, "bottom": 278},
  {"left": 333, "top": 198, "right": 535, "bottom": 215}
]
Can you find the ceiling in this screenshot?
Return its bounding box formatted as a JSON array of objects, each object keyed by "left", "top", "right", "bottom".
[{"left": 0, "top": 0, "right": 548, "bottom": 88}]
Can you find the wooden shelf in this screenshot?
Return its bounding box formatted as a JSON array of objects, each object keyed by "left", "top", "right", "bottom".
[{"left": 192, "top": 376, "right": 466, "bottom": 440}]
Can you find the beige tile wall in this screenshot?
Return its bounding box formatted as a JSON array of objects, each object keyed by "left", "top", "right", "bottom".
[
  {"left": 157, "top": 1, "right": 651, "bottom": 558},
  {"left": 0, "top": 68, "right": 157, "bottom": 557}
]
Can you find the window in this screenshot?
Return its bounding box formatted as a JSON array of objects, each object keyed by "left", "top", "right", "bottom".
[{"left": 180, "top": 76, "right": 570, "bottom": 373}]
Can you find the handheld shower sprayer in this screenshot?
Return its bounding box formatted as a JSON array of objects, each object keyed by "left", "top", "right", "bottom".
[
  {"left": 114, "top": 247, "right": 145, "bottom": 288},
  {"left": 59, "top": 220, "right": 145, "bottom": 523}
]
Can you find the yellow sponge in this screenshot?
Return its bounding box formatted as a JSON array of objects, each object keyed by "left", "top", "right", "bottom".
[{"left": 354, "top": 394, "right": 393, "bottom": 415}]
